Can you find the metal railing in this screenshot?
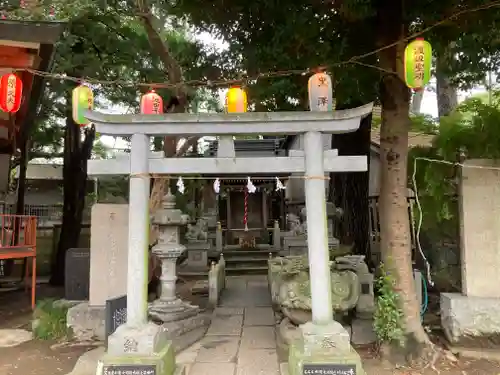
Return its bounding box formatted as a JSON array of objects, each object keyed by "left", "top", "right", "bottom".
[{"left": 0, "top": 203, "right": 90, "bottom": 228}]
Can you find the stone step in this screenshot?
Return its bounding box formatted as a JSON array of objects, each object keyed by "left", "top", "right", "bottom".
[
  {"left": 177, "top": 270, "right": 208, "bottom": 279},
  {"left": 225, "top": 257, "right": 270, "bottom": 263},
  {"left": 226, "top": 265, "right": 268, "bottom": 275},
  {"left": 222, "top": 249, "right": 278, "bottom": 257}
]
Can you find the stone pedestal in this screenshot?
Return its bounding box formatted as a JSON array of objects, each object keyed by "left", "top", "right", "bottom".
[
  {"left": 98, "top": 322, "right": 183, "bottom": 375},
  {"left": 288, "top": 322, "right": 366, "bottom": 375},
  {"left": 148, "top": 191, "right": 211, "bottom": 351},
  {"left": 283, "top": 235, "right": 339, "bottom": 256},
  {"left": 185, "top": 241, "right": 210, "bottom": 271}
]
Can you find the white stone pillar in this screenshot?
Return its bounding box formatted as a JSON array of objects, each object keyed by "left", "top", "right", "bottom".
[
  {"left": 127, "top": 133, "right": 150, "bottom": 327},
  {"left": 303, "top": 131, "right": 333, "bottom": 324}
]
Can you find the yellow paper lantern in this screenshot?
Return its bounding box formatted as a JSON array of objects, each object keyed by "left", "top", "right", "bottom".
[
  {"left": 225, "top": 87, "right": 247, "bottom": 113},
  {"left": 72, "top": 84, "right": 94, "bottom": 126},
  {"left": 404, "top": 38, "right": 432, "bottom": 89}
]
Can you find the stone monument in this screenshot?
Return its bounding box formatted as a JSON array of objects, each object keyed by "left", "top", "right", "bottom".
[
  {"left": 149, "top": 190, "right": 211, "bottom": 350},
  {"left": 441, "top": 159, "right": 500, "bottom": 346}
]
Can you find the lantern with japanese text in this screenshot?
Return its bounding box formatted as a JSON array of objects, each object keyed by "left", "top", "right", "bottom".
[
  {"left": 72, "top": 84, "right": 94, "bottom": 126},
  {"left": 140, "top": 90, "right": 163, "bottom": 114},
  {"left": 404, "top": 38, "right": 432, "bottom": 90},
  {"left": 308, "top": 72, "right": 333, "bottom": 112},
  {"left": 0, "top": 73, "right": 23, "bottom": 113},
  {"left": 225, "top": 86, "right": 247, "bottom": 113}
]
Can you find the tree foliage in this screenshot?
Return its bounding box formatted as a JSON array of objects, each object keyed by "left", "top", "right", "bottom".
[{"left": 170, "top": 0, "right": 500, "bottom": 357}]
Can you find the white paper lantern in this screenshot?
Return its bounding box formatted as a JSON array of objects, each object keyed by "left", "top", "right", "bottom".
[{"left": 308, "top": 72, "right": 333, "bottom": 112}]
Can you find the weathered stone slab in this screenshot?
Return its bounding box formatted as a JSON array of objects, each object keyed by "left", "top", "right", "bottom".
[
  {"left": 236, "top": 348, "right": 279, "bottom": 375},
  {"left": 196, "top": 336, "right": 240, "bottom": 363},
  {"left": 244, "top": 307, "right": 275, "bottom": 326},
  {"left": 176, "top": 342, "right": 202, "bottom": 364},
  {"left": 351, "top": 318, "right": 376, "bottom": 345},
  {"left": 215, "top": 307, "right": 244, "bottom": 316},
  {"left": 189, "top": 363, "right": 236, "bottom": 375},
  {"left": 0, "top": 329, "right": 32, "bottom": 348},
  {"left": 441, "top": 293, "right": 500, "bottom": 344},
  {"left": 206, "top": 315, "right": 243, "bottom": 336},
  {"left": 240, "top": 326, "right": 276, "bottom": 349},
  {"left": 89, "top": 204, "right": 129, "bottom": 306}
]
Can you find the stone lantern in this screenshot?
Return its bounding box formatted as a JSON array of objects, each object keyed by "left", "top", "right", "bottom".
[{"left": 149, "top": 190, "right": 199, "bottom": 322}]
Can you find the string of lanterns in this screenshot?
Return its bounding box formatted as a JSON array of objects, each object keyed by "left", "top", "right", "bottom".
[{"left": 0, "top": 38, "right": 432, "bottom": 119}]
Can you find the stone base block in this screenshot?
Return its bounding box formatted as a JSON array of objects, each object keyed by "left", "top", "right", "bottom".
[
  {"left": 287, "top": 322, "right": 366, "bottom": 375},
  {"left": 97, "top": 339, "right": 182, "bottom": 375},
  {"left": 351, "top": 318, "right": 376, "bottom": 346},
  {"left": 67, "top": 302, "right": 105, "bottom": 341},
  {"left": 441, "top": 293, "right": 500, "bottom": 345},
  {"left": 160, "top": 313, "right": 212, "bottom": 352},
  {"left": 278, "top": 318, "right": 354, "bottom": 355}
]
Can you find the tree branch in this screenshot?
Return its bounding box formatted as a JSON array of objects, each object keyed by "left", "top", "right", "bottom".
[
  {"left": 135, "top": 2, "right": 186, "bottom": 101},
  {"left": 176, "top": 136, "right": 200, "bottom": 156}
]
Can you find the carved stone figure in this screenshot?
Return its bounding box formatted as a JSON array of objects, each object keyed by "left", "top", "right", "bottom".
[
  {"left": 185, "top": 218, "right": 208, "bottom": 242},
  {"left": 287, "top": 213, "right": 306, "bottom": 236},
  {"left": 268, "top": 253, "right": 364, "bottom": 326}
]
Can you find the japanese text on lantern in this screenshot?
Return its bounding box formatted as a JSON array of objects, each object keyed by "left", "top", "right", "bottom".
[
  {"left": 152, "top": 97, "right": 160, "bottom": 113},
  {"left": 7, "top": 75, "right": 16, "bottom": 107},
  {"left": 413, "top": 45, "right": 425, "bottom": 81},
  {"left": 317, "top": 97, "right": 328, "bottom": 107},
  {"left": 317, "top": 76, "right": 328, "bottom": 87}
]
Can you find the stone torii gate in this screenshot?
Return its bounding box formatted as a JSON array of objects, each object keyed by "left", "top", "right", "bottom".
[{"left": 86, "top": 103, "right": 373, "bottom": 375}]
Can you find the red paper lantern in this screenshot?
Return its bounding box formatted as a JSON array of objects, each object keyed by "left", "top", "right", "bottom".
[
  {"left": 140, "top": 90, "right": 163, "bottom": 114},
  {"left": 0, "top": 73, "right": 23, "bottom": 113}
]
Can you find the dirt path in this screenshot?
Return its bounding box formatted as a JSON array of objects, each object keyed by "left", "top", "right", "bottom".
[{"left": 0, "top": 341, "right": 95, "bottom": 375}]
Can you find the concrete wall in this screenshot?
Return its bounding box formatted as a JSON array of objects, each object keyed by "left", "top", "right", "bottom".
[{"left": 460, "top": 159, "right": 500, "bottom": 298}]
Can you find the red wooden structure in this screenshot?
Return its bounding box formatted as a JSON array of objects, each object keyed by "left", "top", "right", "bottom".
[{"left": 0, "top": 214, "right": 37, "bottom": 309}]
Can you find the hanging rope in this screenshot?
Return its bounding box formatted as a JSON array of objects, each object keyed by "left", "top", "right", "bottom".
[{"left": 244, "top": 187, "right": 249, "bottom": 231}]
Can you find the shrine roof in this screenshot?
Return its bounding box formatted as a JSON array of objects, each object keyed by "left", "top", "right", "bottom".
[
  {"left": 0, "top": 20, "right": 66, "bottom": 155},
  {"left": 0, "top": 20, "right": 66, "bottom": 44}
]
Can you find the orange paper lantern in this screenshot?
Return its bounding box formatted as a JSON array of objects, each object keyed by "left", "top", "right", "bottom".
[
  {"left": 0, "top": 73, "right": 23, "bottom": 113},
  {"left": 140, "top": 90, "right": 163, "bottom": 114}
]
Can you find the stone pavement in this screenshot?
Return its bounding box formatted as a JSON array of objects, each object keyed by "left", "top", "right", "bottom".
[{"left": 176, "top": 276, "right": 286, "bottom": 375}]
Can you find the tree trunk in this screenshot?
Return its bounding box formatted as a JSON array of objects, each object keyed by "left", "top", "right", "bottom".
[
  {"left": 50, "top": 91, "right": 95, "bottom": 286},
  {"left": 330, "top": 104, "right": 371, "bottom": 258},
  {"left": 376, "top": 0, "right": 431, "bottom": 358},
  {"left": 410, "top": 90, "right": 424, "bottom": 114},
  {"left": 436, "top": 52, "right": 458, "bottom": 118},
  {"left": 13, "top": 135, "right": 29, "bottom": 278}
]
